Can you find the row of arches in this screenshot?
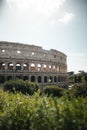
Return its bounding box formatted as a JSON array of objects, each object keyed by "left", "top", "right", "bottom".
[
  {"left": 0, "top": 75, "right": 67, "bottom": 84},
  {"left": 0, "top": 62, "right": 67, "bottom": 72}
]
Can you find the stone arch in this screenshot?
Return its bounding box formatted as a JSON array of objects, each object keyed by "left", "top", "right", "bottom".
[
  {"left": 23, "top": 63, "right": 29, "bottom": 70},
  {"left": 54, "top": 76, "right": 57, "bottom": 82},
  {"left": 57, "top": 66, "right": 59, "bottom": 72},
  {"left": 63, "top": 76, "right": 66, "bottom": 82},
  {"left": 0, "top": 62, "right": 6, "bottom": 70},
  {"left": 15, "top": 76, "right": 21, "bottom": 79},
  {"left": 0, "top": 76, "right": 5, "bottom": 83},
  {"left": 37, "top": 64, "right": 41, "bottom": 71},
  {"left": 7, "top": 76, "right": 13, "bottom": 81},
  {"left": 30, "top": 63, "right": 35, "bottom": 71},
  {"left": 61, "top": 76, "right": 65, "bottom": 82},
  {"left": 31, "top": 76, "right": 36, "bottom": 82},
  {"left": 53, "top": 65, "right": 56, "bottom": 71},
  {"left": 59, "top": 66, "right": 61, "bottom": 72},
  {"left": 44, "top": 76, "right": 48, "bottom": 83},
  {"left": 58, "top": 76, "right": 61, "bottom": 82},
  {"left": 8, "top": 63, "right": 14, "bottom": 70},
  {"left": 49, "top": 65, "right": 52, "bottom": 71},
  {"left": 38, "top": 76, "right": 41, "bottom": 83},
  {"left": 43, "top": 64, "right": 47, "bottom": 71},
  {"left": 16, "top": 63, "right": 21, "bottom": 70},
  {"left": 60, "top": 76, "right": 63, "bottom": 82},
  {"left": 49, "top": 76, "right": 53, "bottom": 83},
  {"left": 23, "top": 76, "right": 29, "bottom": 81}
]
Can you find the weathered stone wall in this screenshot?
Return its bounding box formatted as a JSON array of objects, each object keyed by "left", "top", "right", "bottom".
[{"left": 0, "top": 41, "right": 67, "bottom": 87}]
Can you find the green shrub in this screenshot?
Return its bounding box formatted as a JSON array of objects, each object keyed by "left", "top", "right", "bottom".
[
  {"left": 3, "top": 79, "right": 39, "bottom": 95},
  {"left": 24, "top": 81, "right": 40, "bottom": 95},
  {"left": 70, "top": 83, "right": 87, "bottom": 97},
  {"left": 0, "top": 90, "right": 87, "bottom": 130},
  {"left": 43, "top": 86, "right": 66, "bottom": 97}
]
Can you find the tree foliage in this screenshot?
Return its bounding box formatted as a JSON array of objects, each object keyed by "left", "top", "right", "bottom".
[
  {"left": 0, "top": 89, "right": 87, "bottom": 130},
  {"left": 69, "top": 72, "right": 87, "bottom": 83},
  {"left": 70, "top": 83, "right": 87, "bottom": 97},
  {"left": 43, "top": 86, "right": 66, "bottom": 97},
  {"left": 3, "top": 79, "right": 39, "bottom": 95}
]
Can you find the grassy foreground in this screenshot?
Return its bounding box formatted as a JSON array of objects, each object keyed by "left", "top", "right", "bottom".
[{"left": 0, "top": 89, "right": 87, "bottom": 130}]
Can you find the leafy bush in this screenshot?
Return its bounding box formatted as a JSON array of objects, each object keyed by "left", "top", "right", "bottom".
[
  {"left": 3, "top": 79, "right": 39, "bottom": 95},
  {"left": 24, "top": 81, "right": 40, "bottom": 95},
  {"left": 43, "top": 86, "right": 66, "bottom": 97},
  {"left": 0, "top": 90, "right": 87, "bottom": 130},
  {"left": 70, "top": 83, "right": 87, "bottom": 97}
]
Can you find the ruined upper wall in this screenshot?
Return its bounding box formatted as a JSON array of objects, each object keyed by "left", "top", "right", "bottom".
[{"left": 0, "top": 41, "right": 67, "bottom": 64}]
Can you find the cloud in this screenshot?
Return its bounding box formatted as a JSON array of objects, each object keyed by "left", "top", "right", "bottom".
[
  {"left": 58, "top": 12, "right": 74, "bottom": 24},
  {"left": 7, "top": 0, "right": 29, "bottom": 10},
  {"left": 7, "top": 0, "right": 66, "bottom": 16}
]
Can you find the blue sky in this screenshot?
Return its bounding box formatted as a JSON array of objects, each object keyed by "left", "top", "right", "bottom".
[{"left": 0, "top": 0, "right": 87, "bottom": 73}]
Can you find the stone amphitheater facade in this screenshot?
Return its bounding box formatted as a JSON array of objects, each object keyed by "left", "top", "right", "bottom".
[{"left": 0, "top": 41, "right": 67, "bottom": 87}]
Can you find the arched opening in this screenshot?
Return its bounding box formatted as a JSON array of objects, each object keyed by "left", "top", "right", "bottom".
[
  {"left": 49, "top": 76, "right": 53, "bottom": 83},
  {"left": 53, "top": 65, "right": 55, "bottom": 71},
  {"left": 44, "top": 76, "right": 47, "bottom": 83},
  {"left": 43, "top": 64, "right": 47, "bottom": 71},
  {"left": 17, "top": 50, "right": 21, "bottom": 54},
  {"left": 1, "top": 49, "right": 5, "bottom": 53},
  {"left": 23, "top": 63, "right": 29, "bottom": 70},
  {"left": 49, "top": 65, "right": 51, "bottom": 71},
  {"left": 0, "top": 76, "right": 5, "bottom": 83},
  {"left": 61, "top": 77, "right": 64, "bottom": 82},
  {"left": 0, "top": 62, "right": 5, "bottom": 70},
  {"left": 15, "top": 76, "right": 21, "bottom": 79},
  {"left": 31, "top": 76, "right": 35, "bottom": 82},
  {"left": 58, "top": 76, "right": 61, "bottom": 82},
  {"left": 8, "top": 63, "right": 14, "bottom": 70},
  {"left": 31, "top": 63, "right": 35, "bottom": 71},
  {"left": 59, "top": 66, "right": 61, "bottom": 72},
  {"left": 31, "top": 52, "right": 35, "bottom": 56},
  {"left": 23, "top": 76, "right": 28, "bottom": 81},
  {"left": 7, "top": 76, "right": 12, "bottom": 81},
  {"left": 54, "top": 76, "right": 57, "bottom": 82},
  {"left": 63, "top": 77, "right": 66, "bottom": 82},
  {"left": 16, "top": 63, "right": 21, "bottom": 70},
  {"left": 37, "top": 64, "right": 41, "bottom": 71},
  {"left": 38, "top": 76, "right": 41, "bottom": 83},
  {"left": 57, "top": 66, "right": 59, "bottom": 72}
]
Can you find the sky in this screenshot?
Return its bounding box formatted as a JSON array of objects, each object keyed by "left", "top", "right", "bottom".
[{"left": 0, "top": 0, "right": 87, "bottom": 73}]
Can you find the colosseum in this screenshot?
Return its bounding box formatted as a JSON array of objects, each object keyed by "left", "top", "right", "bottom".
[{"left": 0, "top": 41, "right": 67, "bottom": 87}]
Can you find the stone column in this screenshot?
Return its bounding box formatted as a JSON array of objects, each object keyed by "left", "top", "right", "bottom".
[
  {"left": 28, "top": 75, "right": 30, "bottom": 82},
  {"left": 5, "top": 62, "right": 8, "bottom": 70},
  {"left": 36, "top": 75, "right": 38, "bottom": 83},
  {"left": 21, "top": 63, "right": 24, "bottom": 71},
  {"left": 13, "top": 62, "right": 16, "bottom": 71},
  {"left": 41, "top": 75, "right": 44, "bottom": 85},
  {"left": 29, "top": 63, "right": 31, "bottom": 71},
  {"left": 52, "top": 76, "right": 54, "bottom": 84}
]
